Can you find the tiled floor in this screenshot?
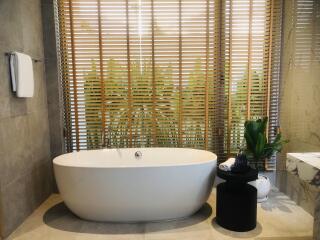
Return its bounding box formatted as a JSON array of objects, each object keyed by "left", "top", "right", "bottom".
[{"left": 7, "top": 188, "right": 313, "bottom": 240}]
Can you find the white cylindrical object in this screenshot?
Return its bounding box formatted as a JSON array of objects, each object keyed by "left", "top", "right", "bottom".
[{"left": 249, "top": 174, "right": 271, "bottom": 202}]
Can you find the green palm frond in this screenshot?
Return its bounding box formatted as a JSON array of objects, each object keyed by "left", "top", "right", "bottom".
[{"left": 244, "top": 117, "right": 288, "bottom": 170}]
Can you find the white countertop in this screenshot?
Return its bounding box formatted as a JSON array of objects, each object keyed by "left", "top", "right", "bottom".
[
  {"left": 287, "top": 152, "right": 320, "bottom": 187},
  {"left": 287, "top": 152, "right": 320, "bottom": 169}
]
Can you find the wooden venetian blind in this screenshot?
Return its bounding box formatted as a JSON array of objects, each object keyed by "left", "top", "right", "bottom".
[
  {"left": 221, "top": 0, "right": 283, "bottom": 169},
  {"left": 56, "top": 0, "right": 282, "bottom": 169}
]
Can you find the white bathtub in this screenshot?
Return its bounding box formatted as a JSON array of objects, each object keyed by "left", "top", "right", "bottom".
[{"left": 53, "top": 148, "right": 217, "bottom": 222}]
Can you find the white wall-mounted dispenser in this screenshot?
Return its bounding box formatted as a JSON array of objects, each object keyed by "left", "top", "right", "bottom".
[{"left": 9, "top": 52, "right": 34, "bottom": 98}]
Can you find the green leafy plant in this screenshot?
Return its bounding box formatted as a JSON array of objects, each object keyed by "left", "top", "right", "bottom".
[
  {"left": 83, "top": 58, "right": 211, "bottom": 149},
  {"left": 244, "top": 117, "right": 288, "bottom": 170}
]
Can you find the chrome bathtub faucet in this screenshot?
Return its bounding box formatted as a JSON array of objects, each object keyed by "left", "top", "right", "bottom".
[{"left": 135, "top": 151, "right": 142, "bottom": 159}]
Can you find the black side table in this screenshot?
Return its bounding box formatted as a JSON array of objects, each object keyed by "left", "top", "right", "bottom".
[{"left": 216, "top": 167, "right": 258, "bottom": 232}]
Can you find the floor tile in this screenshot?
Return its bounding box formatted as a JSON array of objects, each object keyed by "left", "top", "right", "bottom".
[{"left": 6, "top": 188, "right": 313, "bottom": 240}]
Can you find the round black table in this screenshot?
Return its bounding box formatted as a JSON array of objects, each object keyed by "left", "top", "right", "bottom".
[{"left": 216, "top": 167, "right": 258, "bottom": 232}]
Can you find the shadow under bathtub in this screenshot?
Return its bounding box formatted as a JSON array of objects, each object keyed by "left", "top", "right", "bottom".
[{"left": 43, "top": 202, "right": 212, "bottom": 234}]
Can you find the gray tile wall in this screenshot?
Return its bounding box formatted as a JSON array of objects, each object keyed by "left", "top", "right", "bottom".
[
  {"left": 0, "top": 0, "right": 53, "bottom": 237},
  {"left": 277, "top": 0, "right": 320, "bottom": 171},
  {"left": 41, "top": 0, "right": 65, "bottom": 159},
  {"left": 277, "top": 1, "right": 320, "bottom": 239},
  {"left": 314, "top": 193, "right": 320, "bottom": 240}
]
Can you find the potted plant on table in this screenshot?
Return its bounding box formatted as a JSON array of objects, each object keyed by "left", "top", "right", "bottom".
[{"left": 243, "top": 117, "right": 287, "bottom": 202}]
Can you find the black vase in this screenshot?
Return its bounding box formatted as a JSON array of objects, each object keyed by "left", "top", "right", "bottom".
[{"left": 231, "top": 153, "right": 250, "bottom": 173}]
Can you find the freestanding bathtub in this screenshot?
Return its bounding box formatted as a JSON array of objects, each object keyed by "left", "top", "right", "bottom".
[{"left": 53, "top": 148, "right": 217, "bottom": 222}]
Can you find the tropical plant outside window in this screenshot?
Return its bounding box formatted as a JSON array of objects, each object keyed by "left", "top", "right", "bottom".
[{"left": 56, "top": 0, "right": 282, "bottom": 169}]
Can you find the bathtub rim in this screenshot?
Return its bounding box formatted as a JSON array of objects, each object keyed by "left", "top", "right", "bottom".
[{"left": 53, "top": 147, "right": 217, "bottom": 169}]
